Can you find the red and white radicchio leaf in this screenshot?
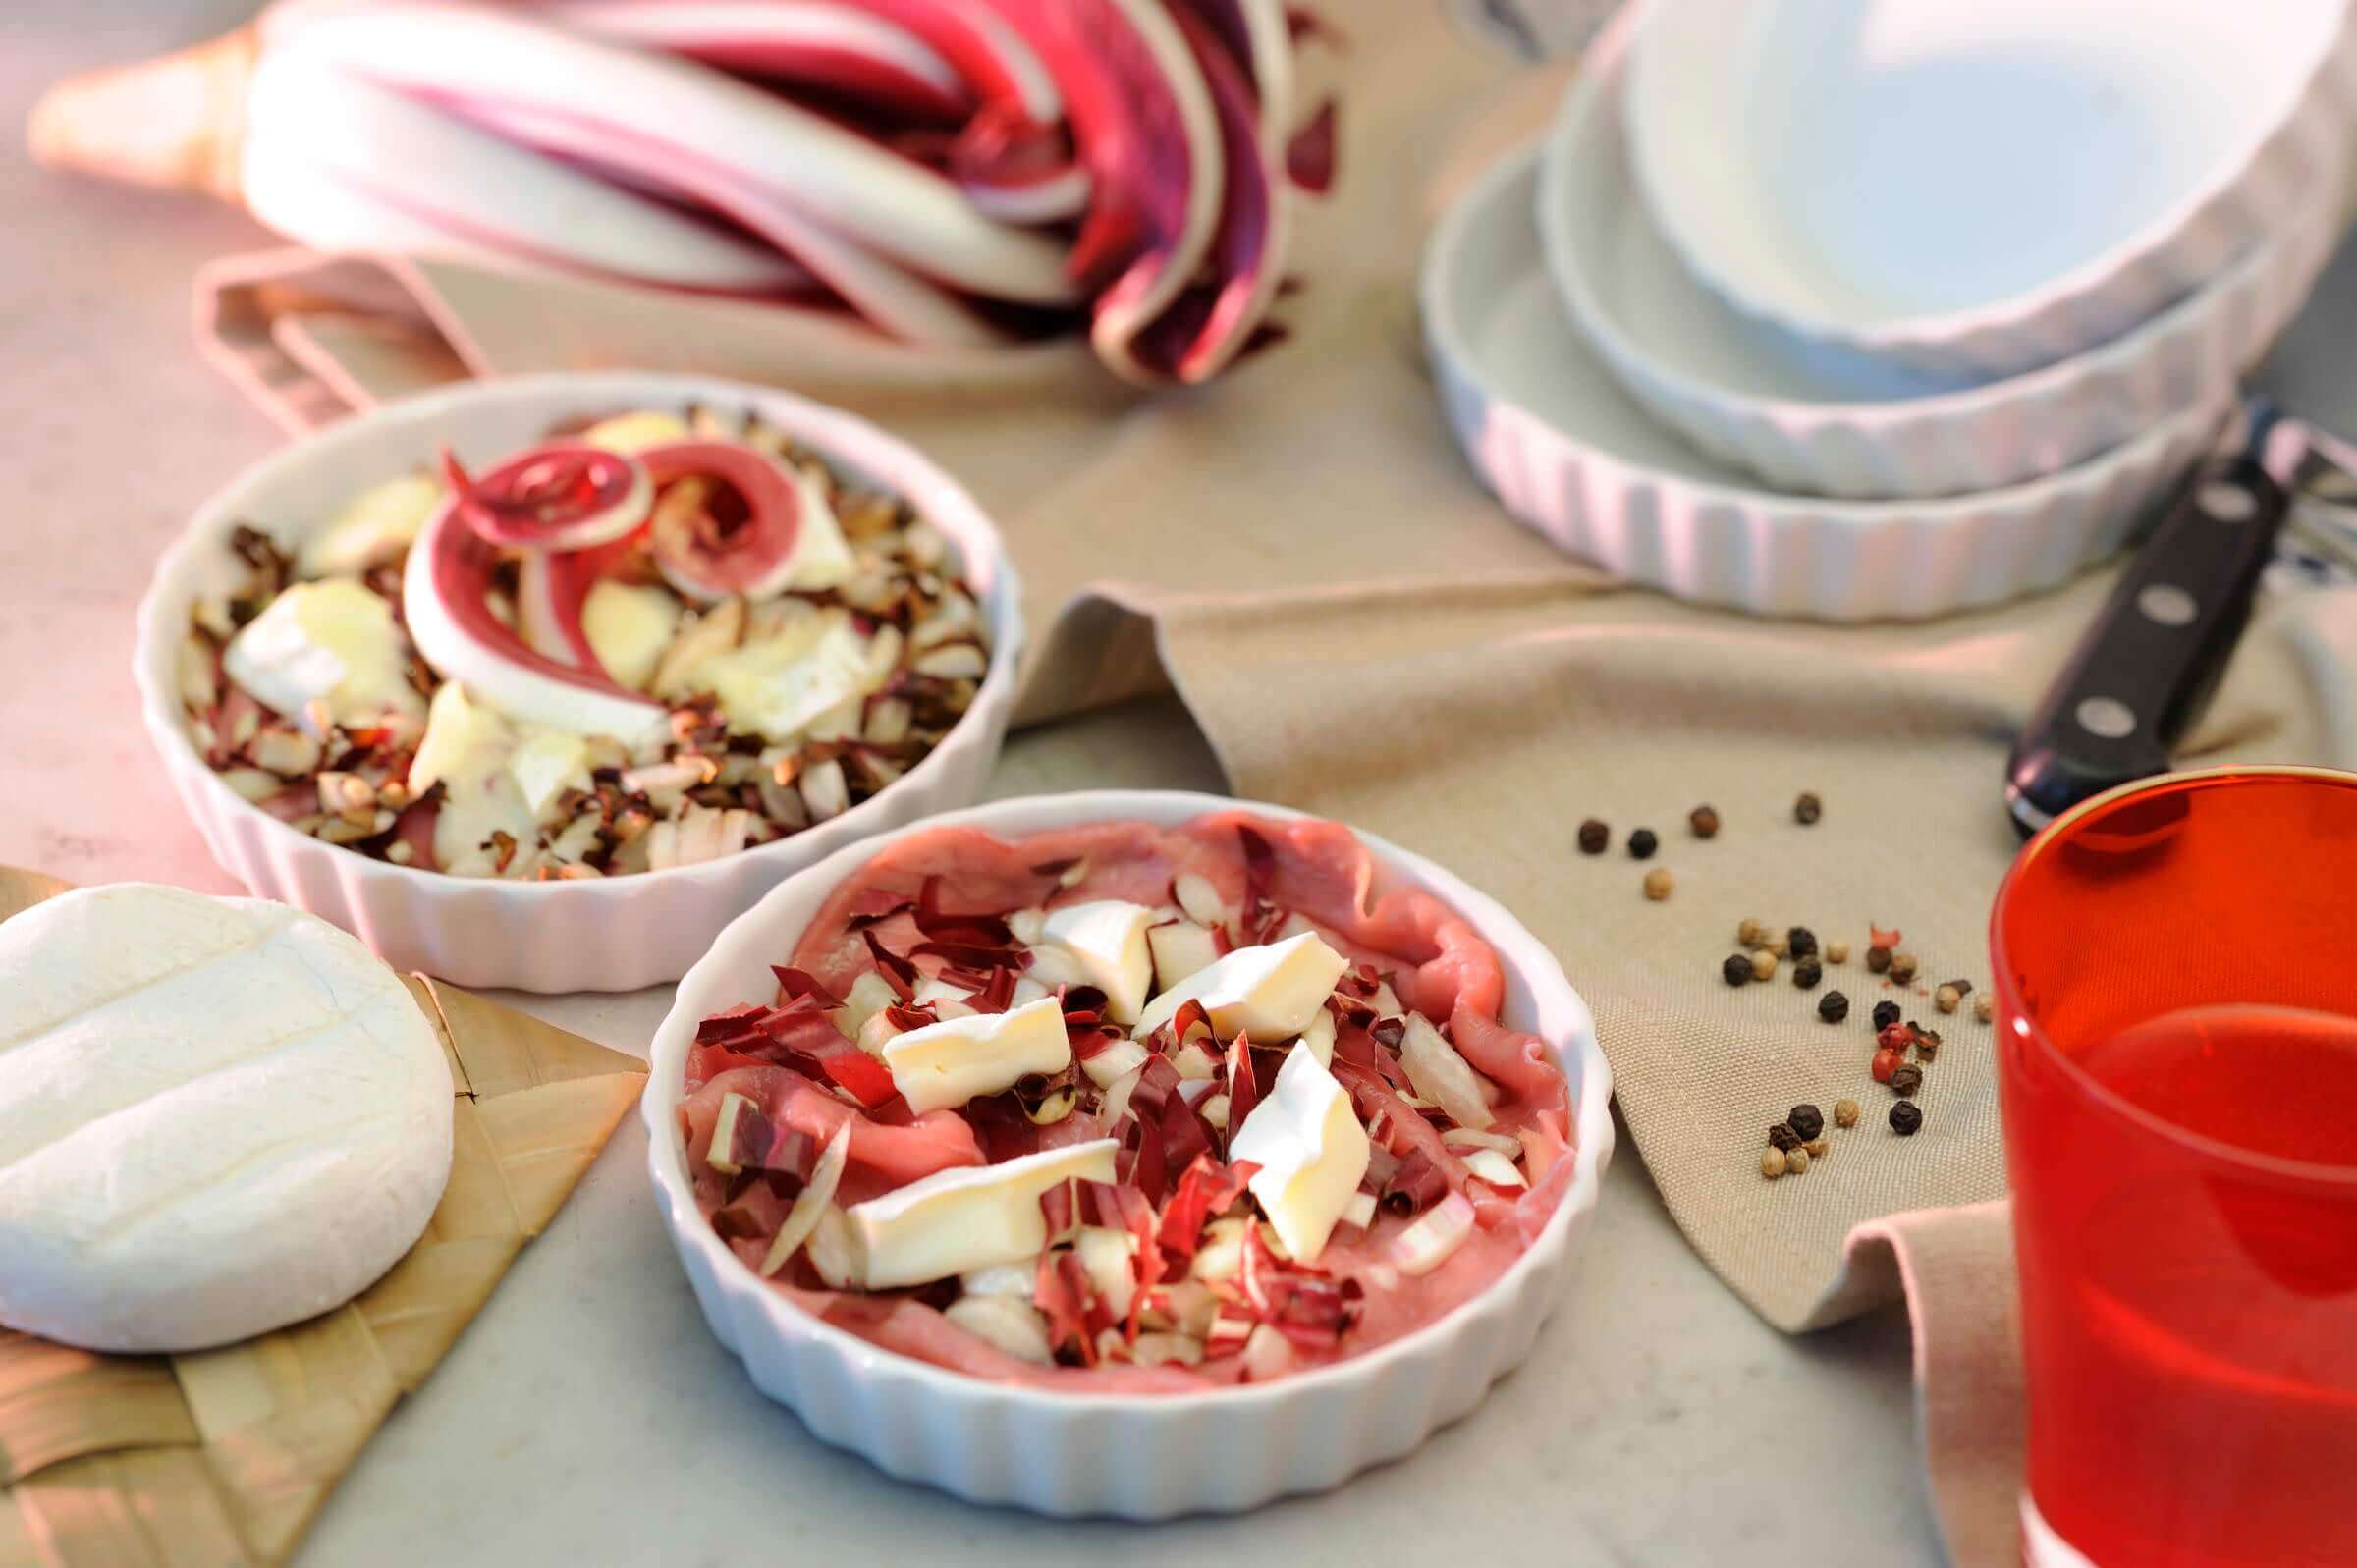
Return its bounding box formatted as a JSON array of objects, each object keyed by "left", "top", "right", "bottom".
[
  {"left": 541, "top": 0, "right": 977, "bottom": 125},
  {"left": 1119, "top": 2, "right": 1288, "bottom": 384},
  {"left": 986, "top": 0, "right": 1227, "bottom": 383}
]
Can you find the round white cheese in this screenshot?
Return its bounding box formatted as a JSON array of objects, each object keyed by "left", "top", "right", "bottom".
[{"left": 0, "top": 885, "right": 454, "bottom": 1352}]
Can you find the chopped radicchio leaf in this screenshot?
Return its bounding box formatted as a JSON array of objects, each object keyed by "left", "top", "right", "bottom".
[
  {"left": 816, "top": 1049, "right": 900, "bottom": 1108},
  {"left": 1121, "top": 1103, "right": 1170, "bottom": 1206},
  {"left": 1286, "top": 98, "right": 1338, "bottom": 193},
  {"left": 843, "top": 888, "right": 915, "bottom": 929},
  {"left": 860, "top": 928, "right": 920, "bottom": 1000},
  {"left": 1222, "top": 1032, "right": 1260, "bottom": 1152},
  {"left": 1156, "top": 1153, "right": 1258, "bottom": 1262},
  {"left": 695, "top": 1002, "right": 770, "bottom": 1045},
  {"left": 1381, "top": 1147, "right": 1452, "bottom": 1215},
  {"left": 1236, "top": 1221, "right": 1363, "bottom": 1348},
  {"left": 1039, "top": 1174, "right": 1080, "bottom": 1243},
  {"left": 1128, "top": 1053, "right": 1215, "bottom": 1178},
  {"left": 1033, "top": 1248, "right": 1109, "bottom": 1365},
  {"left": 771, "top": 965, "right": 844, "bottom": 1009}
]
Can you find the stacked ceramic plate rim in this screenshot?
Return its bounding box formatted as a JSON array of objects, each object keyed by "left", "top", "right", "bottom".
[{"left": 1423, "top": 0, "right": 2357, "bottom": 621}]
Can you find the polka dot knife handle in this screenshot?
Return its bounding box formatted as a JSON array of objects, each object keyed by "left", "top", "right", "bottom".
[{"left": 2006, "top": 402, "right": 2303, "bottom": 838}]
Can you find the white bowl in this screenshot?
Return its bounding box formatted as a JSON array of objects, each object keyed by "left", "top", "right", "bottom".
[
  {"left": 1425, "top": 144, "right": 2229, "bottom": 621},
  {"left": 133, "top": 371, "right": 1024, "bottom": 993},
  {"left": 1540, "top": 4, "right": 2343, "bottom": 500},
  {"left": 641, "top": 789, "right": 1615, "bottom": 1517},
  {"left": 1622, "top": 0, "right": 2357, "bottom": 379}
]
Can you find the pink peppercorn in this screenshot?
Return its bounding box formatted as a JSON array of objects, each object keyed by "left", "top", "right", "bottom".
[
  {"left": 1877, "top": 1022, "right": 1913, "bottom": 1053},
  {"left": 1871, "top": 1048, "right": 1904, "bottom": 1084}
]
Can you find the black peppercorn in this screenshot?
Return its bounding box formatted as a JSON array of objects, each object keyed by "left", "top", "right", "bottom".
[
  {"left": 1722, "top": 952, "right": 1753, "bottom": 987},
  {"left": 1788, "top": 1104, "right": 1825, "bottom": 1141},
  {"left": 1818, "top": 990, "right": 1850, "bottom": 1023},
  {"left": 1688, "top": 804, "right": 1720, "bottom": 839},
  {"left": 1627, "top": 828, "right": 1659, "bottom": 859},
  {"left": 1792, "top": 957, "right": 1823, "bottom": 990},
  {"left": 1890, "top": 1101, "right": 1924, "bottom": 1135},
  {"left": 1768, "top": 1122, "right": 1803, "bottom": 1152},
  {"left": 1578, "top": 818, "right": 1610, "bottom": 855},
  {"left": 1866, "top": 945, "right": 1893, "bottom": 974},
  {"left": 1872, "top": 1000, "right": 1902, "bottom": 1031},
  {"left": 1889, "top": 1063, "right": 1924, "bottom": 1097},
  {"left": 1794, "top": 791, "right": 1823, "bottom": 825},
  {"left": 1787, "top": 926, "right": 1818, "bottom": 959}
]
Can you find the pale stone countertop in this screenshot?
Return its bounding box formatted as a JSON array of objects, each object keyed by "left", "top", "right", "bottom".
[{"left": 0, "top": 5, "right": 2047, "bottom": 1562}]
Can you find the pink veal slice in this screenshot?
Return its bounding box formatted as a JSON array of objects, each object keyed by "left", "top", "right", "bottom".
[{"left": 683, "top": 810, "right": 1576, "bottom": 1390}]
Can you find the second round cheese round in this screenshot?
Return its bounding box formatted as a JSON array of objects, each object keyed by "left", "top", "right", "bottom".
[{"left": 0, "top": 885, "right": 454, "bottom": 1352}]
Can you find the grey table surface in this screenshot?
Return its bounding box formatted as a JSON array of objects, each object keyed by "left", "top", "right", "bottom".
[{"left": 46, "top": 3, "right": 2357, "bottom": 1563}]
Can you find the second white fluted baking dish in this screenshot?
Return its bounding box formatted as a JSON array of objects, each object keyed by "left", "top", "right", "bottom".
[
  {"left": 133, "top": 371, "right": 1024, "bottom": 992},
  {"left": 1538, "top": 2, "right": 2342, "bottom": 500},
  {"left": 1621, "top": 0, "right": 2357, "bottom": 379},
  {"left": 1426, "top": 145, "right": 2228, "bottom": 621},
  {"left": 642, "top": 789, "right": 1614, "bottom": 1517}
]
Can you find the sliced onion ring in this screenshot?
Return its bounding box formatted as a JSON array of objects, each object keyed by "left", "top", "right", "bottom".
[
  {"left": 641, "top": 440, "right": 808, "bottom": 603},
  {"left": 441, "top": 442, "right": 652, "bottom": 552}
]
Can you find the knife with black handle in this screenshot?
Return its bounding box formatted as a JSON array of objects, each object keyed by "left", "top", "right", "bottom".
[{"left": 2005, "top": 404, "right": 2306, "bottom": 838}]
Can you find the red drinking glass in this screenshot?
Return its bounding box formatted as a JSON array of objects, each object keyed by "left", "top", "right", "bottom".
[{"left": 1992, "top": 767, "right": 2357, "bottom": 1568}]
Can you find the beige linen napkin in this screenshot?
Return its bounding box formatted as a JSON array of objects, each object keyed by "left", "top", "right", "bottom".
[{"left": 183, "top": 4, "right": 2357, "bottom": 1560}]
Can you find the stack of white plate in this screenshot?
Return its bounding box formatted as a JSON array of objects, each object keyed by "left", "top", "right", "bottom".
[{"left": 1424, "top": 0, "right": 2357, "bottom": 619}]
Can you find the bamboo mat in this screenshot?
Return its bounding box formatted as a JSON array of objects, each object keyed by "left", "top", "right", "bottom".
[{"left": 0, "top": 868, "right": 646, "bottom": 1568}]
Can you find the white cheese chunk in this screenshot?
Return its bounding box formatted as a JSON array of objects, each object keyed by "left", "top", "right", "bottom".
[
  {"left": 780, "top": 462, "right": 858, "bottom": 591},
  {"left": 1461, "top": 1148, "right": 1526, "bottom": 1188},
  {"left": 909, "top": 976, "right": 977, "bottom": 1021},
  {"left": 830, "top": 971, "right": 900, "bottom": 1046},
  {"left": 942, "top": 1293, "right": 1054, "bottom": 1363},
  {"left": 848, "top": 1139, "right": 1118, "bottom": 1288},
  {"left": 407, "top": 681, "right": 538, "bottom": 873},
  {"left": 1226, "top": 1044, "right": 1370, "bottom": 1265},
  {"left": 508, "top": 730, "right": 590, "bottom": 818},
  {"left": 959, "top": 1260, "right": 1037, "bottom": 1298},
  {"left": 1398, "top": 1012, "right": 1498, "bottom": 1131},
  {"left": 1135, "top": 932, "right": 1349, "bottom": 1043},
  {"left": 0, "top": 885, "right": 452, "bottom": 1352},
  {"left": 408, "top": 677, "right": 510, "bottom": 801},
  {"left": 881, "top": 996, "right": 1071, "bottom": 1115},
  {"left": 1073, "top": 1225, "right": 1139, "bottom": 1319},
  {"left": 580, "top": 408, "right": 690, "bottom": 453},
  {"left": 1299, "top": 1007, "right": 1338, "bottom": 1067},
  {"left": 1146, "top": 920, "right": 1222, "bottom": 993},
  {"left": 696, "top": 606, "right": 882, "bottom": 745},
  {"left": 297, "top": 472, "right": 440, "bottom": 578},
  {"left": 223, "top": 578, "right": 423, "bottom": 736},
  {"left": 1034, "top": 900, "right": 1155, "bottom": 1024},
  {"left": 1079, "top": 1037, "right": 1149, "bottom": 1090},
  {"left": 580, "top": 580, "right": 682, "bottom": 691}
]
